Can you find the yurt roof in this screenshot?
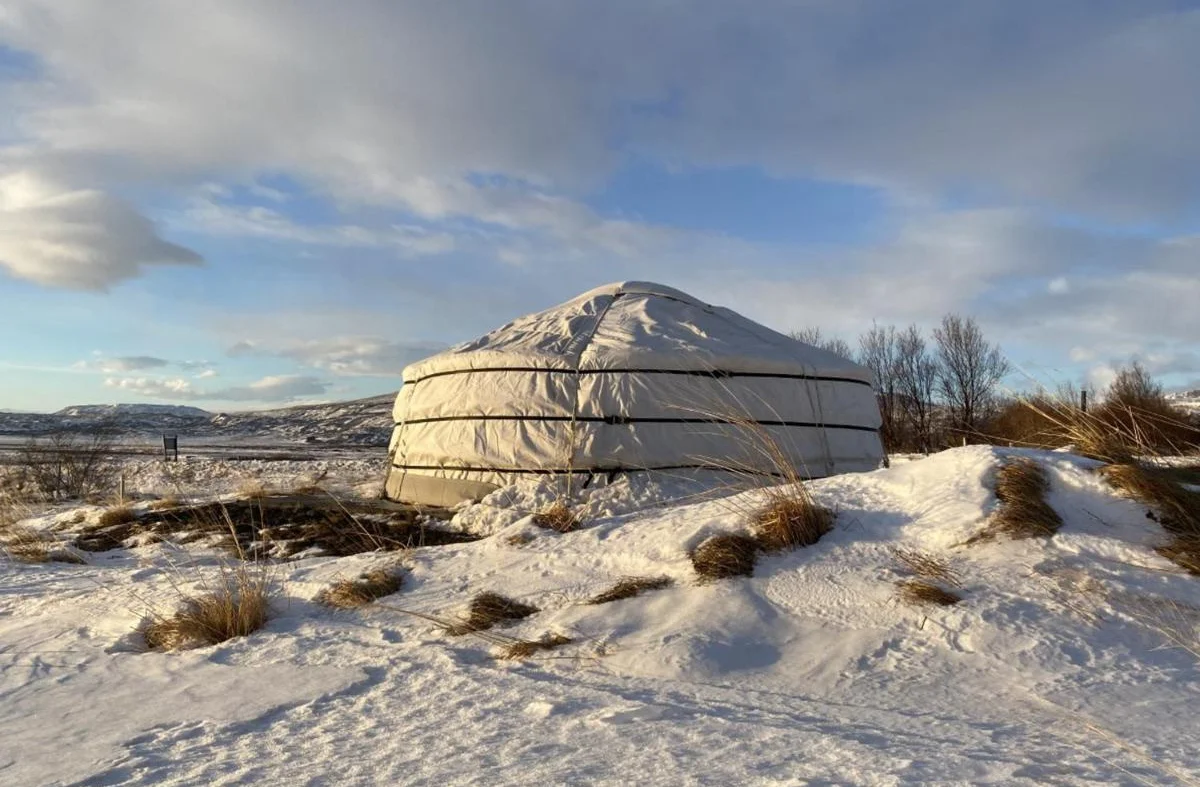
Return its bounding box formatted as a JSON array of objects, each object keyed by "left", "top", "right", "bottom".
[{"left": 403, "top": 281, "right": 872, "bottom": 384}]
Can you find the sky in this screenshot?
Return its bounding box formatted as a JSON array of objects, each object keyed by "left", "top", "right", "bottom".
[{"left": 1, "top": 1, "right": 1199, "bottom": 412}]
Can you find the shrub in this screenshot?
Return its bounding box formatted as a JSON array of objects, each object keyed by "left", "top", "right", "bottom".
[
  {"left": 986, "top": 396, "right": 1071, "bottom": 449},
  {"left": 142, "top": 565, "right": 273, "bottom": 651},
  {"left": 587, "top": 576, "right": 672, "bottom": 605},
  {"left": 317, "top": 568, "right": 404, "bottom": 609},
  {"left": 448, "top": 592, "right": 539, "bottom": 635},
  {"left": 691, "top": 533, "right": 758, "bottom": 582},
  {"left": 16, "top": 425, "right": 121, "bottom": 501}
]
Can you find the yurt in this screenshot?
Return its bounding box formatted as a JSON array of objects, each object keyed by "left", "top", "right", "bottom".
[{"left": 385, "top": 282, "right": 884, "bottom": 506}]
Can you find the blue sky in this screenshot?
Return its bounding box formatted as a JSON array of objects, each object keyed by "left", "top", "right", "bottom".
[{"left": 1, "top": 1, "right": 1199, "bottom": 412}]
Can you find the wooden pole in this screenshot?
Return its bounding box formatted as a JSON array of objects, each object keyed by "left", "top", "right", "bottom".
[{"left": 1080, "top": 389, "right": 1088, "bottom": 413}]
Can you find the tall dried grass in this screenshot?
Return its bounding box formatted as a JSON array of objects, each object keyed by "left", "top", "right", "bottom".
[
  {"left": 142, "top": 564, "right": 273, "bottom": 651},
  {"left": 983, "top": 459, "right": 1063, "bottom": 540},
  {"left": 691, "top": 533, "right": 758, "bottom": 581},
  {"left": 892, "top": 547, "right": 963, "bottom": 588},
  {"left": 1101, "top": 463, "right": 1200, "bottom": 575},
  {"left": 587, "top": 576, "right": 673, "bottom": 605},
  {"left": 2, "top": 525, "right": 86, "bottom": 564},
  {"left": 532, "top": 502, "right": 581, "bottom": 533},
  {"left": 317, "top": 567, "right": 405, "bottom": 609},
  {"left": 895, "top": 579, "right": 963, "bottom": 607},
  {"left": 447, "top": 592, "right": 539, "bottom": 635},
  {"left": 499, "top": 633, "right": 573, "bottom": 660}
]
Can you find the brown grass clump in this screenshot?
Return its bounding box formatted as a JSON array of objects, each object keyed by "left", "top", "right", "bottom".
[
  {"left": 97, "top": 504, "right": 137, "bottom": 527},
  {"left": 504, "top": 532, "right": 535, "bottom": 547},
  {"left": 531, "top": 502, "right": 580, "bottom": 533},
  {"left": 892, "top": 547, "right": 963, "bottom": 588},
  {"left": 499, "top": 633, "right": 572, "bottom": 660},
  {"left": 2, "top": 526, "right": 86, "bottom": 564},
  {"left": 896, "top": 579, "right": 963, "bottom": 607},
  {"left": 587, "top": 576, "right": 673, "bottom": 605},
  {"left": 752, "top": 486, "right": 834, "bottom": 551},
  {"left": 236, "top": 479, "right": 269, "bottom": 500},
  {"left": 1101, "top": 464, "right": 1200, "bottom": 534},
  {"left": 316, "top": 568, "right": 404, "bottom": 609},
  {"left": 149, "top": 496, "right": 182, "bottom": 511},
  {"left": 691, "top": 533, "right": 758, "bottom": 582},
  {"left": 142, "top": 566, "right": 273, "bottom": 651},
  {"left": 448, "top": 592, "right": 539, "bottom": 635},
  {"left": 977, "top": 459, "right": 1063, "bottom": 541},
  {"left": 1101, "top": 463, "right": 1200, "bottom": 575}
]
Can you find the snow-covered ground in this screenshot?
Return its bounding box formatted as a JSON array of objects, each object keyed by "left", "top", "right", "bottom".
[{"left": 2, "top": 446, "right": 1198, "bottom": 786}]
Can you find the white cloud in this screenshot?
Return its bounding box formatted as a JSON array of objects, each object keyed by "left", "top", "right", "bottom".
[
  {"left": 180, "top": 198, "right": 455, "bottom": 257},
  {"left": 75, "top": 354, "right": 169, "bottom": 373},
  {"left": 104, "top": 374, "right": 330, "bottom": 403},
  {"left": 2, "top": 1, "right": 1197, "bottom": 229},
  {"left": 0, "top": 170, "right": 202, "bottom": 290},
  {"left": 227, "top": 337, "right": 445, "bottom": 377}
]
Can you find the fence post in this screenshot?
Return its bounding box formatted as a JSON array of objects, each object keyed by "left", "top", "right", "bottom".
[{"left": 1080, "top": 389, "right": 1088, "bottom": 413}]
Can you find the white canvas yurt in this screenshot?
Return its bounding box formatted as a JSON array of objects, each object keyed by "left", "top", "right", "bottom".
[{"left": 385, "top": 282, "right": 884, "bottom": 506}]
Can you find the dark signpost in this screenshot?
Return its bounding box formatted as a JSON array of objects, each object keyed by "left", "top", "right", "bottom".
[{"left": 163, "top": 433, "right": 179, "bottom": 462}]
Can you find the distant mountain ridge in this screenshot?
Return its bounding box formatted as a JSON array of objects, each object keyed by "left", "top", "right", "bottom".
[
  {"left": 0, "top": 394, "right": 396, "bottom": 446},
  {"left": 54, "top": 403, "right": 213, "bottom": 419}
]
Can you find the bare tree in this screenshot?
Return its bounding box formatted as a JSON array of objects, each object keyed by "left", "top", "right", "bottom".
[
  {"left": 933, "top": 314, "right": 1010, "bottom": 436},
  {"left": 16, "top": 423, "right": 121, "bottom": 501},
  {"left": 1105, "top": 361, "right": 1164, "bottom": 409},
  {"left": 857, "top": 323, "right": 899, "bottom": 451},
  {"left": 789, "top": 327, "right": 853, "bottom": 360},
  {"left": 895, "top": 324, "right": 939, "bottom": 452}
]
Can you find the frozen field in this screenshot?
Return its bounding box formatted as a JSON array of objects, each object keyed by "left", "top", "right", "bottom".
[{"left": 1, "top": 446, "right": 1198, "bottom": 786}]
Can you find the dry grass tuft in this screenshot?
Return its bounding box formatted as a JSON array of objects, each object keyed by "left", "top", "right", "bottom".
[
  {"left": 587, "top": 576, "right": 673, "bottom": 605},
  {"left": 896, "top": 579, "right": 963, "bottom": 607},
  {"left": 975, "top": 459, "right": 1062, "bottom": 541},
  {"left": 149, "top": 496, "right": 182, "bottom": 511},
  {"left": 236, "top": 479, "right": 270, "bottom": 500},
  {"left": 531, "top": 502, "right": 580, "bottom": 533},
  {"left": 448, "top": 591, "right": 539, "bottom": 635},
  {"left": 691, "top": 533, "right": 758, "bottom": 582},
  {"left": 142, "top": 566, "right": 273, "bottom": 651},
  {"left": 499, "top": 633, "right": 572, "bottom": 660},
  {"left": 892, "top": 547, "right": 964, "bottom": 587},
  {"left": 1157, "top": 538, "right": 1200, "bottom": 576},
  {"left": 1101, "top": 463, "right": 1200, "bottom": 533},
  {"left": 316, "top": 568, "right": 404, "bottom": 609},
  {"left": 504, "top": 532, "right": 536, "bottom": 547},
  {"left": 97, "top": 504, "right": 137, "bottom": 527},
  {"left": 1101, "top": 462, "right": 1200, "bottom": 575},
  {"left": 2, "top": 526, "right": 85, "bottom": 564},
  {"left": 752, "top": 485, "right": 834, "bottom": 551}
]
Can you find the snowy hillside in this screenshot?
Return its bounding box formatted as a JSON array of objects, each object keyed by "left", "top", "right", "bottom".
[
  {"left": 0, "top": 393, "right": 396, "bottom": 445},
  {"left": 2, "top": 446, "right": 1197, "bottom": 785},
  {"left": 1167, "top": 390, "right": 1200, "bottom": 413}
]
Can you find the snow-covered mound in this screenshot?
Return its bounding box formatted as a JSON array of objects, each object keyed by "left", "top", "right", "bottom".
[
  {"left": 0, "top": 393, "right": 395, "bottom": 445},
  {"left": 2, "top": 446, "right": 1197, "bottom": 785}
]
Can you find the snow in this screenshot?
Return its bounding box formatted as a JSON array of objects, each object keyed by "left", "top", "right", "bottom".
[{"left": 2, "top": 445, "right": 1199, "bottom": 785}]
